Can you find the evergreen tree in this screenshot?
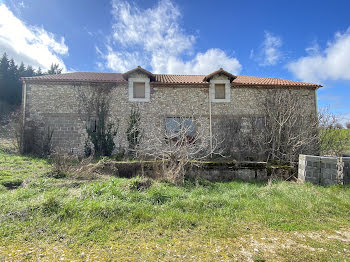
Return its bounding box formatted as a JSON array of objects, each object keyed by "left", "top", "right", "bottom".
[
  {"left": 0, "top": 53, "right": 10, "bottom": 103},
  {"left": 47, "top": 63, "right": 62, "bottom": 75},
  {"left": 18, "top": 62, "right": 26, "bottom": 77},
  {"left": 25, "top": 65, "right": 35, "bottom": 77},
  {"left": 36, "top": 67, "right": 43, "bottom": 76},
  {"left": 0, "top": 52, "right": 63, "bottom": 119}
]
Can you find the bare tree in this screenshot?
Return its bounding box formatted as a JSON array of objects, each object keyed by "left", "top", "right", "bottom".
[
  {"left": 135, "top": 115, "right": 219, "bottom": 185},
  {"left": 215, "top": 89, "right": 320, "bottom": 163},
  {"left": 346, "top": 122, "right": 350, "bottom": 129},
  {"left": 260, "top": 89, "right": 320, "bottom": 162}
]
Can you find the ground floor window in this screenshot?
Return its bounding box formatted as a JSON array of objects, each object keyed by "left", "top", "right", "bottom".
[{"left": 165, "top": 117, "right": 195, "bottom": 142}]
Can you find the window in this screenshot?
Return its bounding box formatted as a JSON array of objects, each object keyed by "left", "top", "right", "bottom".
[
  {"left": 128, "top": 78, "right": 150, "bottom": 102},
  {"left": 133, "top": 82, "right": 146, "bottom": 98},
  {"left": 215, "top": 84, "right": 226, "bottom": 99},
  {"left": 210, "top": 80, "right": 230, "bottom": 102},
  {"left": 87, "top": 117, "right": 98, "bottom": 132},
  {"left": 165, "top": 117, "right": 195, "bottom": 142}
]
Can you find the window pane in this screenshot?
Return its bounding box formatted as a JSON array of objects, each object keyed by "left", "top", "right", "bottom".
[
  {"left": 215, "top": 84, "right": 225, "bottom": 99},
  {"left": 165, "top": 117, "right": 195, "bottom": 138},
  {"left": 133, "top": 82, "right": 145, "bottom": 98}
]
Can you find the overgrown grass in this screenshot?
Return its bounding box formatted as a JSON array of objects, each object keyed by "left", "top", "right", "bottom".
[
  {"left": 1, "top": 151, "right": 350, "bottom": 261},
  {"left": 0, "top": 152, "right": 50, "bottom": 188}
]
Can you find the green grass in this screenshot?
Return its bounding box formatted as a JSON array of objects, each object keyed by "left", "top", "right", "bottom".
[
  {"left": 0, "top": 152, "right": 50, "bottom": 188},
  {"left": 1, "top": 151, "right": 350, "bottom": 261}
]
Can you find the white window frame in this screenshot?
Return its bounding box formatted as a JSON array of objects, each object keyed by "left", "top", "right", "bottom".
[
  {"left": 210, "top": 79, "right": 231, "bottom": 103},
  {"left": 128, "top": 77, "right": 150, "bottom": 102}
]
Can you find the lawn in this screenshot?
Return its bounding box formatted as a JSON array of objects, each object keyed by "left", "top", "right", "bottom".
[{"left": 1, "top": 151, "right": 350, "bottom": 261}]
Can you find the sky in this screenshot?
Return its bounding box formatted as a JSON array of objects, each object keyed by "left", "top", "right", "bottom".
[{"left": 0, "top": 0, "right": 349, "bottom": 123}]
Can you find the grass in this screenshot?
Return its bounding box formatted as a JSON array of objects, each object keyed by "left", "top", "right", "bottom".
[
  {"left": 1, "top": 151, "right": 350, "bottom": 261},
  {"left": 0, "top": 151, "right": 50, "bottom": 188}
]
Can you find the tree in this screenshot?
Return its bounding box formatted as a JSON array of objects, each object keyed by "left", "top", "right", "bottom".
[
  {"left": 0, "top": 52, "right": 63, "bottom": 122},
  {"left": 318, "top": 108, "right": 350, "bottom": 156},
  {"left": 47, "top": 63, "right": 63, "bottom": 75},
  {"left": 216, "top": 89, "right": 320, "bottom": 163},
  {"left": 346, "top": 122, "right": 350, "bottom": 129},
  {"left": 126, "top": 105, "right": 142, "bottom": 155},
  {"left": 136, "top": 115, "right": 219, "bottom": 185},
  {"left": 334, "top": 123, "right": 344, "bottom": 129},
  {"left": 75, "top": 83, "right": 118, "bottom": 157},
  {"left": 36, "top": 67, "right": 43, "bottom": 76}
]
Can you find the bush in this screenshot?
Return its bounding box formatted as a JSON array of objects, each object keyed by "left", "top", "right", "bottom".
[
  {"left": 127, "top": 176, "right": 153, "bottom": 191},
  {"left": 49, "top": 154, "right": 75, "bottom": 178}
]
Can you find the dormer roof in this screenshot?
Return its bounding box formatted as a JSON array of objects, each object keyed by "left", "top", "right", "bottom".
[
  {"left": 203, "top": 68, "right": 237, "bottom": 82},
  {"left": 122, "top": 66, "right": 155, "bottom": 81}
]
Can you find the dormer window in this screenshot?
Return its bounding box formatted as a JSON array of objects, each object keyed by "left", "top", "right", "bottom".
[
  {"left": 128, "top": 78, "right": 150, "bottom": 102},
  {"left": 214, "top": 83, "right": 226, "bottom": 99},
  {"left": 204, "top": 68, "right": 235, "bottom": 103},
  {"left": 210, "top": 80, "right": 230, "bottom": 102},
  {"left": 123, "top": 66, "right": 154, "bottom": 102},
  {"left": 133, "top": 82, "right": 146, "bottom": 98}
]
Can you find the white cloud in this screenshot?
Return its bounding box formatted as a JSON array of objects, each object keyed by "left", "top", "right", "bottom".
[
  {"left": 99, "top": 0, "right": 241, "bottom": 75},
  {"left": 155, "top": 48, "right": 241, "bottom": 75},
  {"left": 0, "top": 4, "right": 68, "bottom": 71},
  {"left": 252, "top": 31, "right": 282, "bottom": 66},
  {"left": 288, "top": 27, "right": 350, "bottom": 83}
]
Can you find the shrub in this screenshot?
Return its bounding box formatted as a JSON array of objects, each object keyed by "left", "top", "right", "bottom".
[
  {"left": 126, "top": 105, "right": 142, "bottom": 156},
  {"left": 127, "top": 176, "right": 153, "bottom": 191}
]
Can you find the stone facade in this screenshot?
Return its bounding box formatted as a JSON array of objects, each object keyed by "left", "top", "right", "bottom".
[{"left": 22, "top": 70, "right": 318, "bottom": 155}]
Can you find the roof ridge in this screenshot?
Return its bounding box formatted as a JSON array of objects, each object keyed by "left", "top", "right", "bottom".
[{"left": 154, "top": 73, "right": 205, "bottom": 76}]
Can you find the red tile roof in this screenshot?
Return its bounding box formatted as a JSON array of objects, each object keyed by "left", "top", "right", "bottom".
[
  {"left": 154, "top": 74, "right": 206, "bottom": 84},
  {"left": 21, "top": 72, "right": 126, "bottom": 82},
  {"left": 22, "top": 72, "right": 322, "bottom": 88},
  {"left": 232, "top": 75, "right": 321, "bottom": 87}
]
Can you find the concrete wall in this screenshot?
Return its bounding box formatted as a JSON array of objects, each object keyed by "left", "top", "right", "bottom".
[
  {"left": 298, "top": 154, "right": 350, "bottom": 185},
  {"left": 23, "top": 73, "right": 317, "bottom": 154}
]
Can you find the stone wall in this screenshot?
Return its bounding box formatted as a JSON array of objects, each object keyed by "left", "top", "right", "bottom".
[
  {"left": 23, "top": 73, "right": 317, "bottom": 154},
  {"left": 106, "top": 161, "right": 295, "bottom": 182},
  {"left": 298, "top": 154, "right": 350, "bottom": 185}
]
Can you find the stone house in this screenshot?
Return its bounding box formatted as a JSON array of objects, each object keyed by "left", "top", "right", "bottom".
[{"left": 21, "top": 67, "right": 321, "bottom": 156}]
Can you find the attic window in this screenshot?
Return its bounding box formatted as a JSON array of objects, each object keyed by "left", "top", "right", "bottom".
[
  {"left": 133, "top": 82, "right": 145, "bottom": 98},
  {"left": 210, "top": 80, "right": 230, "bottom": 103},
  {"left": 128, "top": 78, "right": 150, "bottom": 102},
  {"left": 215, "top": 84, "right": 226, "bottom": 99}
]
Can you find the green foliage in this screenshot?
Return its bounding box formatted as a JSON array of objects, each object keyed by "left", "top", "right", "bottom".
[
  {"left": 126, "top": 105, "right": 142, "bottom": 154},
  {"left": 47, "top": 63, "right": 62, "bottom": 75},
  {"left": 83, "top": 85, "right": 118, "bottom": 157},
  {"left": 320, "top": 128, "right": 350, "bottom": 155},
  {"left": 84, "top": 138, "right": 92, "bottom": 157},
  {"left": 0, "top": 53, "right": 62, "bottom": 120},
  {"left": 127, "top": 176, "right": 153, "bottom": 191},
  {"left": 87, "top": 121, "right": 118, "bottom": 157}
]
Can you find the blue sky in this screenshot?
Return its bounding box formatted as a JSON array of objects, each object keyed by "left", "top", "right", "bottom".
[{"left": 0, "top": 0, "right": 349, "bottom": 122}]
